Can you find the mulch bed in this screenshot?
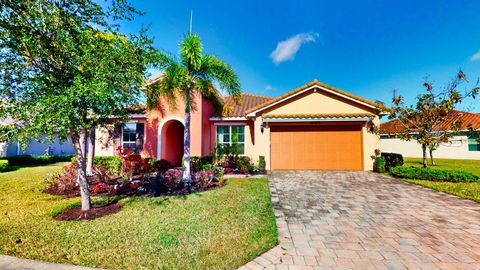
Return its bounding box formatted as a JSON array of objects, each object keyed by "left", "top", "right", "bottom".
[{"left": 54, "top": 202, "right": 123, "bottom": 221}]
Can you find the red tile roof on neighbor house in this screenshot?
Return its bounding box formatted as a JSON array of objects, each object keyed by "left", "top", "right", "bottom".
[
  {"left": 380, "top": 110, "right": 480, "bottom": 134},
  {"left": 222, "top": 93, "right": 273, "bottom": 117}
]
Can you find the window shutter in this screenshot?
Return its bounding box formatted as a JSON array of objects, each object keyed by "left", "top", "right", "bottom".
[
  {"left": 136, "top": 123, "right": 145, "bottom": 153},
  {"left": 113, "top": 124, "right": 122, "bottom": 153}
]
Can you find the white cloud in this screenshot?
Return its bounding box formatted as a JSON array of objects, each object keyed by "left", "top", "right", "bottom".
[
  {"left": 270, "top": 32, "right": 319, "bottom": 65},
  {"left": 470, "top": 50, "right": 480, "bottom": 62},
  {"left": 264, "top": 85, "right": 274, "bottom": 91}
]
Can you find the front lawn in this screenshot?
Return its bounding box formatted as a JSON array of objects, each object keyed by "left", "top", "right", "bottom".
[
  {"left": 401, "top": 158, "right": 480, "bottom": 202},
  {"left": 0, "top": 163, "right": 277, "bottom": 269}
]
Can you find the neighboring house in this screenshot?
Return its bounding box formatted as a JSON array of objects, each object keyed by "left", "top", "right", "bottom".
[
  {"left": 0, "top": 118, "right": 75, "bottom": 157},
  {"left": 96, "top": 79, "right": 386, "bottom": 170},
  {"left": 380, "top": 110, "right": 480, "bottom": 159}
]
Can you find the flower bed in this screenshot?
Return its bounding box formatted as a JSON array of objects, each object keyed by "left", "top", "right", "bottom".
[{"left": 44, "top": 150, "right": 226, "bottom": 197}]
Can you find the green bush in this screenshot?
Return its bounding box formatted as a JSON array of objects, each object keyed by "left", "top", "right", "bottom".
[
  {"left": 71, "top": 156, "right": 122, "bottom": 175},
  {"left": 0, "top": 160, "right": 9, "bottom": 172},
  {"left": 2, "top": 154, "right": 74, "bottom": 166},
  {"left": 373, "top": 157, "right": 386, "bottom": 173},
  {"left": 390, "top": 167, "right": 479, "bottom": 183},
  {"left": 381, "top": 152, "right": 404, "bottom": 170},
  {"left": 190, "top": 156, "right": 213, "bottom": 172}
]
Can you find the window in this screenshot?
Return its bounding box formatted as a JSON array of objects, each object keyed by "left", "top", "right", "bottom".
[
  {"left": 216, "top": 125, "right": 245, "bottom": 155},
  {"left": 122, "top": 123, "right": 137, "bottom": 150},
  {"left": 468, "top": 134, "right": 480, "bottom": 151}
]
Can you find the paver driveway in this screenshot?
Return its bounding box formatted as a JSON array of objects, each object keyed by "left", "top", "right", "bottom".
[{"left": 240, "top": 171, "right": 480, "bottom": 270}]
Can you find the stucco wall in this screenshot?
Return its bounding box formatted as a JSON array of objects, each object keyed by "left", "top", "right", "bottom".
[
  {"left": 266, "top": 91, "right": 371, "bottom": 115},
  {"left": 95, "top": 126, "right": 115, "bottom": 156},
  {"left": 381, "top": 136, "right": 480, "bottom": 159},
  {"left": 248, "top": 89, "right": 381, "bottom": 171}
]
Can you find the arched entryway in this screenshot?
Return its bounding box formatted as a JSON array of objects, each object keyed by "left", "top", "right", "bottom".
[{"left": 159, "top": 119, "right": 184, "bottom": 166}]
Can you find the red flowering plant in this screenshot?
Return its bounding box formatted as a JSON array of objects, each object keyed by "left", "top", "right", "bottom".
[
  {"left": 116, "top": 147, "right": 154, "bottom": 182},
  {"left": 193, "top": 170, "right": 214, "bottom": 189},
  {"left": 162, "top": 168, "right": 183, "bottom": 191},
  {"left": 224, "top": 167, "right": 233, "bottom": 175},
  {"left": 91, "top": 182, "right": 107, "bottom": 193}
]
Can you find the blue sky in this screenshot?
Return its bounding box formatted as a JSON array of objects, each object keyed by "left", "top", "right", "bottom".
[{"left": 118, "top": 0, "right": 480, "bottom": 112}]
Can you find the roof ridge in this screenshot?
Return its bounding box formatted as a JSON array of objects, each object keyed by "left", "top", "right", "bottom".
[
  {"left": 245, "top": 80, "right": 386, "bottom": 115},
  {"left": 222, "top": 92, "right": 274, "bottom": 99}
]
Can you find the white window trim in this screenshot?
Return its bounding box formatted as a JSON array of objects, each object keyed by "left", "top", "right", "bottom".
[
  {"left": 121, "top": 122, "right": 137, "bottom": 149},
  {"left": 215, "top": 124, "right": 246, "bottom": 155}
]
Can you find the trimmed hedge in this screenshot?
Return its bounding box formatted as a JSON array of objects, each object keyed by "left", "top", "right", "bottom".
[
  {"left": 390, "top": 167, "right": 479, "bottom": 183},
  {"left": 373, "top": 157, "right": 386, "bottom": 173},
  {"left": 71, "top": 156, "right": 122, "bottom": 175},
  {"left": 0, "top": 160, "right": 9, "bottom": 172},
  {"left": 1, "top": 154, "right": 74, "bottom": 166},
  {"left": 381, "top": 152, "right": 404, "bottom": 170}
]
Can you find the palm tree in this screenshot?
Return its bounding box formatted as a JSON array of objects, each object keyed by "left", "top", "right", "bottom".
[{"left": 147, "top": 34, "right": 241, "bottom": 181}]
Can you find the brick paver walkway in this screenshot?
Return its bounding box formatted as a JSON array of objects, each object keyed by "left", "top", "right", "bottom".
[{"left": 240, "top": 171, "right": 480, "bottom": 270}]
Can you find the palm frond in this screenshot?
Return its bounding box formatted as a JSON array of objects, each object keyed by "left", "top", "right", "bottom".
[
  {"left": 194, "top": 78, "right": 224, "bottom": 114},
  {"left": 199, "top": 54, "right": 241, "bottom": 104},
  {"left": 146, "top": 63, "right": 187, "bottom": 110},
  {"left": 153, "top": 50, "right": 177, "bottom": 69},
  {"left": 180, "top": 34, "right": 203, "bottom": 71}
]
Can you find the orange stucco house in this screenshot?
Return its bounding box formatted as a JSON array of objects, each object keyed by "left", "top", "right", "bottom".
[{"left": 95, "top": 79, "right": 386, "bottom": 171}]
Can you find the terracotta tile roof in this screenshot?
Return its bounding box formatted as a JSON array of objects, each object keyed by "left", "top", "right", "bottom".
[
  {"left": 380, "top": 110, "right": 480, "bottom": 134},
  {"left": 264, "top": 113, "right": 374, "bottom": 119},
  {"left": 125, "top": 104, "right": 146, "bottom": 114},
  {"left": 223, "top": 93, "right": 273, "bottom": 117},
  {"left": 245, "top": 79, "right": 387, "bottom": 115}
]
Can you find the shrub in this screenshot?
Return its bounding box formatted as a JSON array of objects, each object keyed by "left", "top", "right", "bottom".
[
  {"left": 3, "top": 154, "right": 74, "bottom": 166},
  {"left": 258, "top": 156, "right": 266, "bottom": 172},
  {"left": 162, "top": 168, "right": 183, "bottom": 191},
  {"left": 390, "top": 167, "right": 479, "bottom": 183},
  {"left": 153, "top": 159, "right": 172, "bottom": 172},
  {"left": 193, "top": 170, "right": 213, "bottom": 189},
  {"left": 0, "top": 160, "right": 9, "bottom": 172},
  {"left": 44, "top": 164, "right": 79, "bottom": 195},
  {"left": 120, "top": 152, "right": 154, "bottom": 180},
  {"left": 381, "top": 152, "right": 404, "bottom": 170},
  {"left": 92, "top": 156, "right": 122, "bottom": 175},
  {"left": 373, "top": 157, "right": 386, "bottom": 173},
  {"left": 190, "top": 156, "right": 213, "bottom": 172},
  {"left": 216, "top": 168, "right": 225, "bottom": 184}
]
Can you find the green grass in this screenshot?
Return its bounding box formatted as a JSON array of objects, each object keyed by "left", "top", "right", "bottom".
[
  {"left": 401, "top": 157, "right": 480, "bottom": 202},
  {"left": 0, "top": 163, "right": 277, "bottom": 269}
]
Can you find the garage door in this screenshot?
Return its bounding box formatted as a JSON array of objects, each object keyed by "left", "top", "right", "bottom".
[{"left": 270, "top": 124, "right": 363, "bottom": 170}]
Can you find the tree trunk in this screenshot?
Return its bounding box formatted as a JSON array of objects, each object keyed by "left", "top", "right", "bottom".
[
  {"left": 422, "top": 144, "right": 428, "bottom": 168},
  {"left": 183, "top": 88, "right": 192, "bottom": 182},
  {"left": 71, "top": 131, "right": 91, "bottom": 211},
  {"left": 86, "top": 126, "right": 96, "bottom": 175},
  {"left": 429, "top": 147, "right": 436, "bottom": 166}
]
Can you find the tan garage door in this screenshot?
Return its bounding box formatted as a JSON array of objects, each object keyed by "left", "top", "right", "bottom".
[{"left": 270, "top": 124, "right": 363, "bottom": 170}]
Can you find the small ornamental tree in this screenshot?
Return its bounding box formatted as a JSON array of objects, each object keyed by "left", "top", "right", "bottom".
[
  {"left": 389, "top": 71, "right": 478, "bottom": 168},
  {"left": 0, "top": 0, "right": 154, "bottom": 211}
]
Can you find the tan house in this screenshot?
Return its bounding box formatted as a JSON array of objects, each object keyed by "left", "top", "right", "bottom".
[
  {"left": 380, "top": 110, "right": 480, "bottom": 159},
  {"left": 95, "top": 79, "right": 386, "bottom": 171}
]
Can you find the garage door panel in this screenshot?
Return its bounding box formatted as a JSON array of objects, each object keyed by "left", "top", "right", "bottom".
[{"left": 270, "top": 124, "right": 363, "bottom": 170}]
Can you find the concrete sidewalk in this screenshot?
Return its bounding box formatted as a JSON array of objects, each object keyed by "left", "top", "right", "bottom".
[{"left": 0, "top": 255, "right": 102, "bottom": 270}]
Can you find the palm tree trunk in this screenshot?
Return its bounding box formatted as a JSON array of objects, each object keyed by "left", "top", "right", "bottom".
[
  {"left": 183, "top": 88, "right": 192, "bottom": 182},
  {"left": 422, "top": 144, "right": 428, "bottom": 168},
  {"left": 71, "top": 131, "right": 91, "bottom": 211},
  {"left": 86, "top": 126, "right": 96, "bottom": 175}
]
